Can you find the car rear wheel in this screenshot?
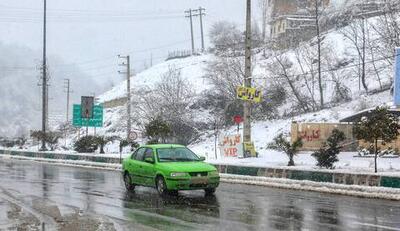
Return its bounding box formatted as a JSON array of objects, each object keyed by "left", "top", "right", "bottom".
[
  {"left": 156, "top": 176, "right": 168, "bottom": 196},
  {"left": 124, "top": 173, "right": 135, "bottom": 192},
  {"left": 204, "top": 188, "right": 216, "bottom": 195}
]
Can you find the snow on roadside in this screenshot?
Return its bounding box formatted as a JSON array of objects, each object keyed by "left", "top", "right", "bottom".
[{"left": 221, "top": 174, "right": 400, "bottom": 201}]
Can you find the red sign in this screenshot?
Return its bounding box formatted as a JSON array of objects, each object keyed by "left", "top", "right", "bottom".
[{"left": 233, "top": 115, "right": 243, "bottom": 124}]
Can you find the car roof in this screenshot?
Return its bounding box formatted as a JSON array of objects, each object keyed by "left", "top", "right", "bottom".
[{"left": 141, "top": 144, "right": 186, "bottom": 149}]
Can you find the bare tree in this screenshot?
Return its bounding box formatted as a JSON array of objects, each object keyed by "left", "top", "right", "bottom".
[
  {"left": 209, "top": 21, "right": 244, "bottom": 55},
  {"left": 134, "top": 67, "right": 198, "bottom": 145},
  {"left": 204, "top": 56, "right": 245, "bottom": 100},
  {"left": 340, "top": 17, "right": 369, "bottom": 92},
  {"left": 269, "top": 53, "right": 312, "bottom": 113}
]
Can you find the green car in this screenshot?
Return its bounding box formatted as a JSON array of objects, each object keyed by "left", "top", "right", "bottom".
[{"left": 122, "top": 144, "right": 220, "bottom": 195}]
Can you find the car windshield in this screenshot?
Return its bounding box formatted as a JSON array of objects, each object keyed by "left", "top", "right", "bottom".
[{"left": 157, "top": 147, "right": 200, "bottom": 162}]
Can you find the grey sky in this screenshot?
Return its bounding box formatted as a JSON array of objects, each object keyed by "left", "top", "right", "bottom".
[{"left": 0, "top": 0, "right": 259, "bottom": 87}]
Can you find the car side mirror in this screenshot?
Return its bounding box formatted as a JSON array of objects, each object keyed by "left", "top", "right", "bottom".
[
  {"left": 199, "top": 156, "right": 206, "bottom": 161},
  {"left": 144, "top": 157, "right": 154, "bottom": 163}
]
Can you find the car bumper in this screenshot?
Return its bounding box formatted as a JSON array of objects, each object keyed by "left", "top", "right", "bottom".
[{"left": 165, "top": 176, "right": 220, "bottom": 190}]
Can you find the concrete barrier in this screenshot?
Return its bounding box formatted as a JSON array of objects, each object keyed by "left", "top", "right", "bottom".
[
  {"left": 215, "top": 164, "right": 400, "bottom": 189},
  {"left": 1, "top": 149, "right": 400, "bottom": 189},
  {"left": 0, "top": 149, "right": 120, "bottom": 164}
]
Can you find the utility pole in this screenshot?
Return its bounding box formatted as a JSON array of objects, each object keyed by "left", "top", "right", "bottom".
[
  {"left": 63, "top": 79, "right": 72, "bottom": 123},
  {"left": 150, "top": 53, "right": 153, "bottom": 67},
  {"left": 91, "top": 92, "right": 96, "bottom": 136},
  {"left": 193, "top": 7, "right": 206, "bottom": 52},
  {"left": 243, "top": 0, "right": 252, "bottom": 143},
  {"left": 40, "top": 0, "right": 47, "bottom": 151},
  {"left": 63, "top": 79, "right": 71, "bottom": 147},
  {"left": 118, "top": 55, "right": 132, "bottom": 140},
  {"left": 185, "top": 9, "right": 195, "bottom": 54}
]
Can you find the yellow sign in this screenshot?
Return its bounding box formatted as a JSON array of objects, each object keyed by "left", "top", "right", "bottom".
[
  {"left": 243, "top": 142, "right": 257, "bottom": 157},
  {"left": 236, "top": 86, "right": 262, "bottom": 103}
]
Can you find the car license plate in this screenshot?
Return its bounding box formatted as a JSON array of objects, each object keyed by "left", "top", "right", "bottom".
[{"left": 191, "top": 177, "right": 208, "bottom": 184}]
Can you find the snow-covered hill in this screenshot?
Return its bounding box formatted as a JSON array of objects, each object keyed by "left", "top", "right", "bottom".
[{"left": 92, "top": 14, "right": 396, "bottom": 156}]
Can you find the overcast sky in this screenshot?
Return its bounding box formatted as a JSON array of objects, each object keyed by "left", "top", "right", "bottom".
[{"left": 0, "top": 0, "right": 260, "bottom": 89}]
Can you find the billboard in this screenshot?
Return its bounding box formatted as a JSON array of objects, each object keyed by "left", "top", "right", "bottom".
[{"left": 394, "top": 48, "right": 400, "bottom": 107}]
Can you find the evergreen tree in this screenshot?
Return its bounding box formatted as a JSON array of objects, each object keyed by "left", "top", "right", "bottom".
[
  {"left": 312, "top": 129, "right": 346, "bottom": 169},
  {"left": 353, "top": 106, "right": 400, "bottom": 173},
  {"left": 145, "top": 117, "right": 171, "bottom": 144},
  {"left": 272, "top": 133, "right": 303, "bottom": 166}
]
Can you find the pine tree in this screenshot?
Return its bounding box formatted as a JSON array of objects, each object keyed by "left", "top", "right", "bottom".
[
  {"left": 353, "top": 106, "right": 400, "bottom": 173},
  {"left": 312, "top": 129, "right": 346, "bottom": 169}
]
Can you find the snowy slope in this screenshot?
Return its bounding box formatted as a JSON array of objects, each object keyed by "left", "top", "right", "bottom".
[{"left": 98, "top": 55, "right": 212, "bottom": 103}]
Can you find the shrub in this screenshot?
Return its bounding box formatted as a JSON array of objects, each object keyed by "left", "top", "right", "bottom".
[
  {"left": 119, "top": 139, "right": 139, "bottom": 153},
  {"left": 74, "top": 136, "right": 98, "bottom": 153},
  {"left": 312, "top": 129, "right": 346, "bottom": 169}
]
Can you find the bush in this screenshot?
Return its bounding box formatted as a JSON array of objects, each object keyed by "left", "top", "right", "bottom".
[
  {"left": 119, "top": 139, "right": 139, "bottom": 153},
  {"left": 74, "top": 136, "right": 98, "bottom": 153},
  {"left": 312, "top": 129, "right": 346, "bottom": 169}
]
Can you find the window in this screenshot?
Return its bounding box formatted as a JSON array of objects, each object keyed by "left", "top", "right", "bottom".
[
  {"left": 157, "top": 147, "right": 200, "bottom": 162},
  {"left": 143, "top": 148, "right": 154, "bottom": 160},
  {"left": 134, "top": 148, "right": 146, "bottom": 161}
]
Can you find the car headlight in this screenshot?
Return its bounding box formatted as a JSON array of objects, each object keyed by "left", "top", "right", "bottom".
[
  {"left": 170, "top": 172, "right": 187, "bottom": 177},
  {"left": 208, "top": 171, "right": 219, "bottom": 176}
]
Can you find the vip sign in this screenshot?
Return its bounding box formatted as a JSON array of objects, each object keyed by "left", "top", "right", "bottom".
[{"left": 219, "top": 134, "right": 244, "bottom": 158}]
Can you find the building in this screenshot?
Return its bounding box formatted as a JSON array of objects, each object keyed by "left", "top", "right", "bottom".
[{"left": 266, "top": 0, "right": 330, "bottom": 47}]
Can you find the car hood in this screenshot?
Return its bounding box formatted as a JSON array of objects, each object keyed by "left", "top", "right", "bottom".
[{"left": 157, "top": 161, "right": 216, "bottom": 172}]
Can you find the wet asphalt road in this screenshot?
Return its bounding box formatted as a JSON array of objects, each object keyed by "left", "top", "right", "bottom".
[{"left": 0, "top": 159, "right": 400, "bottom": 231}]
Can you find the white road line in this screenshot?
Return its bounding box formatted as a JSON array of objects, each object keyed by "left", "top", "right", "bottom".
[{"left": 352, "top": 222, "right": 400, "bottom": 231}]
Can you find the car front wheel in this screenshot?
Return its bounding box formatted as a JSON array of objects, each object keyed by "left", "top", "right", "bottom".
[
  {"left": 156, "top": 176, "right": 168, "bottom": 196},
  {"left": 204, "top": 188, "right": 216, "bottom": 195},
  {"left": 124, "top": 173, "right": 135, "bottom": 192}
]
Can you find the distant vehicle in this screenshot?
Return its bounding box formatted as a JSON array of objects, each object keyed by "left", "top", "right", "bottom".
[{"left": 122, "top": 144, "right": 220, "bottom": 196}]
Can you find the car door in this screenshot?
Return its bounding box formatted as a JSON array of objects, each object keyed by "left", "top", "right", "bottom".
[
  {"left": 140, "top": 148, "right": 157, "bottom": 186},
  {"left": 129, "top": 147, "right": 146, "bottom": 185}
]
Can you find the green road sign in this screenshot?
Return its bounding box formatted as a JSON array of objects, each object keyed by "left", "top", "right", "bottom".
[{"left": 73, "top": 104, "right": 103, "bottom": 127}]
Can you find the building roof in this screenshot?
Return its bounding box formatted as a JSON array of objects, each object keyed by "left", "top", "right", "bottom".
[{"left": 340, "top": 107, "right": 400, "bottom": 123}]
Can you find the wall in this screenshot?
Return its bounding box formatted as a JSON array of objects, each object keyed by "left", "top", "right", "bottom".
[{"left": 291, "top": 122, "right": 356, "bottom": 151}]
